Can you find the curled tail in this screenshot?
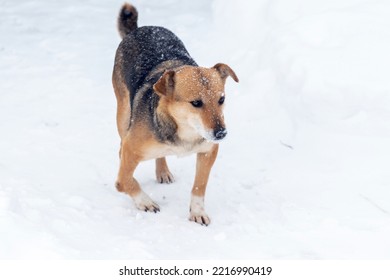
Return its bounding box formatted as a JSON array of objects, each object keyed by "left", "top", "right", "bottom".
[{"left": 117, "top": 3, "right": 138, "bottom": 39}]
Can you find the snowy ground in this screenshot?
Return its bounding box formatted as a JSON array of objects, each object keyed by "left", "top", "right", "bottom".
[{"left": 1, "top": 0, "right": 390, "bottom": 259}]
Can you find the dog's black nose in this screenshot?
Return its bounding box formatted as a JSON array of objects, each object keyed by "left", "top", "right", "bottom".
[{"left": 214, "top": 128, "right": 227, "bottom": 140}]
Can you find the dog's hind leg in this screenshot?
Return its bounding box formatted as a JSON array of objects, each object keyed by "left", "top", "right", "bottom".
[
  {"left": 113, "top": 70, "right": 131, "bottom": 140},
  {"left": 155, "top": 157, "right": 174, "bottom": 184},
  {"left": 189, "top": 144, "right": 219, "bottom": 226},
  {"left": 113, "top": 64, "right": 131, "bottom": 159}
]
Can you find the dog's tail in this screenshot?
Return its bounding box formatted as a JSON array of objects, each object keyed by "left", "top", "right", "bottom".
[{"left": 117, "top": 3, "right": 138, "bottom": 39}]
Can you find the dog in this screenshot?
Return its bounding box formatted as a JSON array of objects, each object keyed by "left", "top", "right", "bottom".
[{"left": 112, "top": 3, "right": 238, "bottom": 225}]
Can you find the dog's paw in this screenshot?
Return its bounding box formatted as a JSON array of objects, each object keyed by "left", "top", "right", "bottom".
[
  {"left": 156, "top": 170, "right": 175, "bottom": 184},
  {"left": 189, "top": 195, "right": 210, "bottom": 226},
  {"left": 189, "top": 211, "right": 210, "bottom": 226},
  {"left": 133, "top": 191, "right": 160, "bottom": 213}
]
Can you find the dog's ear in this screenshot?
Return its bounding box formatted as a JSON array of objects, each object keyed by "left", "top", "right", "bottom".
[
  {"left": 212, "top": 63, "right": 239, "bottom": 83},
  {"left": 153, "top": 70, "right": 175, "bottom": 98}
]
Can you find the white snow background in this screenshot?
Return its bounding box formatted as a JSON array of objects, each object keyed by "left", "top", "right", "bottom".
[{"left": 1, "top": 0, "right": 390, "bottom": 259}]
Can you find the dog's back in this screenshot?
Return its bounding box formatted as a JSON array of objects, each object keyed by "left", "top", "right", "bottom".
[{"left": 114, "top": 4, "right": 197, "bottom": 110}]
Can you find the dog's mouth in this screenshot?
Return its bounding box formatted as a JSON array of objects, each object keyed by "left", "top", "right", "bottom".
[{"left": 188, "top": 117, "right": 227, "bottom": 143}]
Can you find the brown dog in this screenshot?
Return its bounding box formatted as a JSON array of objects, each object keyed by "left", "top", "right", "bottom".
[{"left": 112, "top": 3, "right": 238, "bottom": 225}]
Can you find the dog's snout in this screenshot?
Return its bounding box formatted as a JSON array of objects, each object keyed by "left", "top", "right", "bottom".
[{"left": 214, "top": 127, "right": 227, "bottom": 140}]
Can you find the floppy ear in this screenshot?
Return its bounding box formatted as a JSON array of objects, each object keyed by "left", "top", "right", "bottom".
[
  {"left": 153, "top": 70, "right": 175, "bottom": 98},
  {"left": 212, "top": 63, "right": 239, "bottom": 83}
]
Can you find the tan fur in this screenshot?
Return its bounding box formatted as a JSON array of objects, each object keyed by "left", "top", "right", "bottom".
[
  {"left": 189, "top": 144, "right": 219, "bottom": 224},
  {"left": 156, "top": 66, "right": 230, "bottom": 141},
  {"left": 112, "top": 53, "right": 131, "bottom": 141}
]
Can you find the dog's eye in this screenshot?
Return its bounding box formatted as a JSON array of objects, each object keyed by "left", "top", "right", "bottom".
[
  {"left": 190, "top": 100, "right": 203, "bottom": 108},
  {"left": 218, "top": 96, "right": 225, "bottom": 105}
]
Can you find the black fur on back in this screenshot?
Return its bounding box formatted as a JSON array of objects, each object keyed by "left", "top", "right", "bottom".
[{"left": 119, "top": 26, "right": 197, "bottom": 102}]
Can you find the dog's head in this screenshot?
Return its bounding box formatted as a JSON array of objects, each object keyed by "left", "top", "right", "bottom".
[{"left": 153, "top": 63, "right": 239, "bottom": 143}]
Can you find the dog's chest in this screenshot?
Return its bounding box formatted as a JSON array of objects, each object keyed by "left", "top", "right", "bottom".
[{"left": 143, "top": 140, "right": 214, "bottom": 160}]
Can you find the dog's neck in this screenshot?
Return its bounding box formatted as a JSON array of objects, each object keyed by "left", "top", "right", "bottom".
[
  {"left": 153, "top": 108, "right": 178, "bottom": 144},
  {"left": 153, "top": 107, "right": 206, "bottom": 148}
]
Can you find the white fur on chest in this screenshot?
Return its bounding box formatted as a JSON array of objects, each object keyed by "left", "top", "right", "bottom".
[{"left": 143, "top": 140, "right": 214, "bottom": 161}]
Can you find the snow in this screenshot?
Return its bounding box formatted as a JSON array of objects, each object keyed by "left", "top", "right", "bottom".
[{"left": 1, "top": 0, "right": 390, "bottom": 259}]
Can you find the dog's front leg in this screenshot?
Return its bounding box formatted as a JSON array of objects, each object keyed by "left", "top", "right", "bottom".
[
  {"left": 116, "top": 138, "right": 160, "bottom": 213},
  {"left": 189, "top": 144, "right": 219, "bottom": 226}
]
